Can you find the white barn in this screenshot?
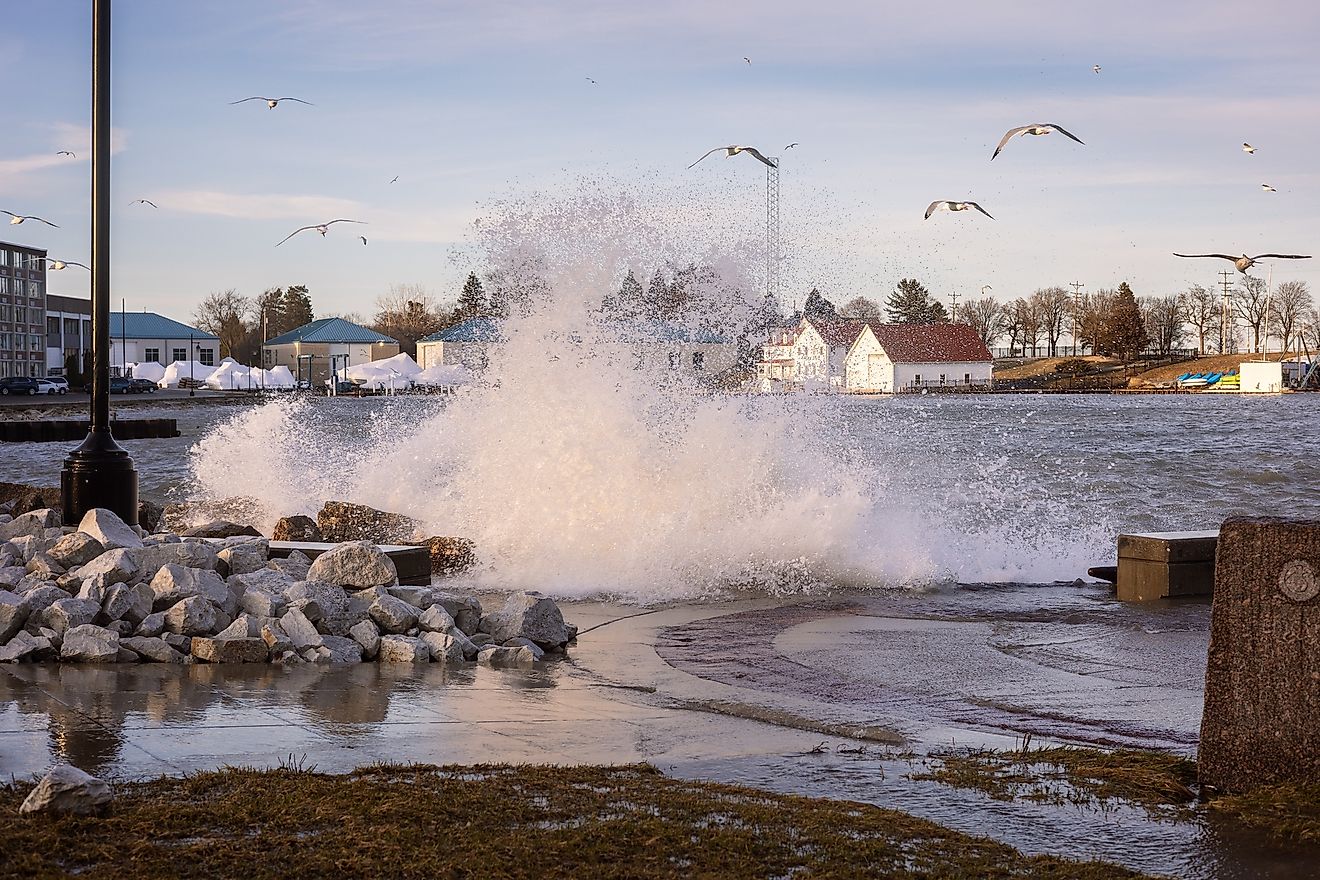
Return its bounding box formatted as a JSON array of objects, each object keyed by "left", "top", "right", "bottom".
[{"left": 846, "top": 323, "right": 993, "bottom": 392}]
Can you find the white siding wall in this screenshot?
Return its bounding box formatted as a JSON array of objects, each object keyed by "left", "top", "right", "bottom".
[
  {"left": 843, "top": 330, "right": 892, "bottom": 391},
  {"left": 893, "top": 361, "right": 992, "bottom": 390},
  {"left": 111, "top": 337, "right": 219, "bottom": 371},
  {"left": 793, "top": 324, "right": 828, "bottom": 381}
]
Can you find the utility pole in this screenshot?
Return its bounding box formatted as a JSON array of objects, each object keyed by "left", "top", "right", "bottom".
[
  {"left": 1219, "top": 270, "right": 1235, "bottom": 354},
  {"left": 1069, "top": 281, "right": 1085, "bottom": 356},
  {"left": 948, "top": 290, "right": 960, "bottom": 321}
]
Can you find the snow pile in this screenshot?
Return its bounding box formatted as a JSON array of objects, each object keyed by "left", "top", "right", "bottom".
[
  {"left": 205, "top": 361, "right": 251, "bottom": 390},
  {"left": 127, "top": 362, "right": 166, "bottom": 384},
  {"left": 159, "top": 361, "right": 216, "bottom": 388},
  {"left": 414, "top": 364, "right": 472, "bottom": 387},
  {"left": 345, "top": 353, "right": 421, "bottom": 390}
]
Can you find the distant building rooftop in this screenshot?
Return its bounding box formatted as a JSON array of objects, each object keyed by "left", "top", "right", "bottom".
[
  {"left": 266, "top": 317, "right": 397, "bottom": 345},
  {"left": 419, "top": 317, "right": 503, "bottom": 344},
  {"left": 109, "top": 311, "right": 216, "bottom": 340}
]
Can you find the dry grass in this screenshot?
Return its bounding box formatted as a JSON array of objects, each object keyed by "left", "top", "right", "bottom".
[
  {"left": 993, "top": 356, "right": 1120, "bottom": 381},
  {"left": 1133, "top": 352, "right": 1289, "bottom": 386},
  {"left": 0, "top": 763, "right": 1152, "bottom": 879},
  {"left": 1208, "top": 783, "right": 1320, "bottom": 844},
  {"left": 912, "top": 744, "right": 1197, "bottom": 810}
]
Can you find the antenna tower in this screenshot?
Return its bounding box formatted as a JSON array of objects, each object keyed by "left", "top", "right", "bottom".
[
  {"left": 766, "top": 158, "right": 780, "bottom": 303},
  {"left": 1219, "top": 270, "right": 1235, "bottom": 354}
]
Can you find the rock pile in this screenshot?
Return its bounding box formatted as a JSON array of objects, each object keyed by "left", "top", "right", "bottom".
[{"left": 0, "top": 507, "right": 574, "bottom": 667}]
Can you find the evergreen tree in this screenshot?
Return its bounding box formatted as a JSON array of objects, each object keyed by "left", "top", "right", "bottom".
[
  {"left": 885, "top": 278, "right": 946, "bottom": 324},
  {"left": 455, "top": 272, "right": 487, "bottom": 319},
  {"left": 255, "top": 288, "right": 286, "bottom": 338},
  {"left": 280, "top": 285, "right": 314, "bottom": 330},
  {"left": 644, "top": 271, "right": 668, "bottom": 319},
  {"left": 751, "top": 292, "right": 786, "bottom": 333},
  {"left": 1103, "top": 282, "right": 1148, "bottom": 361},
  {"left": 610, "top": 269, "right": 645, "bottom": 319},
  {"left": 802, "top": 288, "right": 837, "bottom": 320}
]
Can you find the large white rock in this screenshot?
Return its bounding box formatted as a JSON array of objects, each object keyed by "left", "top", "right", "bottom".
[
  {"left": 73, "top": 548, "right": 138, "bottom": 589},
  {"left": 150, "top": 564, "right": 231, "bottom": 613},
  {"left": 348, "top": 620, "right": 380, "bottom": 659},
  {"left": 217, "top": 540, "right": 269, "bottom": 576},
  {"left": 0, "top": 630, "right": 49, "bottom": 662},
  {"left": 476, "top": 644, "right": 536, "bottom": 667},
  {"left": 286, "top": 580, "right": 349, "bottom": 621},
  {"left": 0, "top": 590, "right": 30, "bottom": 642},
  {"left": 278, "top": 607, "right": 323, "bottom": 650},
  {"left": 121, "top": 636, "right": 185, "bottom": 663},
  {"left": 320, "top": 635, "right": 363, "bottom": 663},
  {"left": 47, "top": 532, "right": 106, "bottom": 569},
  {"left": 420, "top": 630, "right": 466, "bottom": 664},
  {"left": 100, "top": 582, "right": 154, "bottom": 625},
  {"left": 306, "top": 541, "right": 397, "bottom": 588},
  {"left": 19, "top": 764, "right": 112, "bottom": 815},
  {"left": 128, "top": 541, "right": 221, "bottom": 574},
  {"left": 238, "top": 586, "right": 287, "bottom": 619},
  {"left": 60, "top": 624, "right": 121, "bottom": 662},
  {"left": 0, "top": 509, "right": 61, "bottom": 543},
  {"left": 376, "top": 634, "right": 429, "bottom": 662},
  {"left": 479, "top": 591, "right": 569, "bottom": 649},
  {"left": 418, "top": 604, "right": 456, "bottom": 633},
  {"left": 229, "top": 568, "right": 295, "bottom": 598},
  {"left": 41, "top": 598, "right": 100, "bottom": 635},
  {"left": 78, "top": 508, "right": 143, "bottom": 551},
  {"left": 163, "top": 596, "right": 220, "bottom": 636},
  {"left": 369, "top": 594, "right": 421, "bottom": 634}
]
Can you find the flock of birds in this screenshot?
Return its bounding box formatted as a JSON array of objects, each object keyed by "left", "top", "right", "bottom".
[{"left": 5, "top": 63, "right": 1312, "bottom": 279}]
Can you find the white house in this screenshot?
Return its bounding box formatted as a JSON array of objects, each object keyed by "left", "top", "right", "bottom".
[
  {"left": 606, "top": 320, "right": 738, "bottom": 377},
  {"left": 757, "top": 326, "right": 799, "bottom": 382},
  {"left": 263, "top": 317, "right": 400, "bottom": 386},
  {"left": 416, "top": 317, "right": 502, "bottom": 372},
  {"left": 852, "top": 323, "right": 994, "bottom": 392},
  {"left": 108, "top": 312, "right": 218, "bottom": 377}
]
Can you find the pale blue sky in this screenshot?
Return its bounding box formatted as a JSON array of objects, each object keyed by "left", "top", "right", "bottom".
[{"left": 4, "top": 0, "right": 1319, "bottom": 321}]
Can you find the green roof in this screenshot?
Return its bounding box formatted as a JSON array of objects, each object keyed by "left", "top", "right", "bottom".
[
  {"left": 109, "top": 312, "right": 216, "bottom": 340},
  {"left": 266, "top": 317, "right": 397, "bottom": 345}
]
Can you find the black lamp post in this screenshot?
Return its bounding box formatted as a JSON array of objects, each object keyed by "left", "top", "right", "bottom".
[
  {"left": 189, "top": 332, "right": 195, "bottom": 397},
  {"left": 61, "top": 0, "right": 138, "bottom": 526}
]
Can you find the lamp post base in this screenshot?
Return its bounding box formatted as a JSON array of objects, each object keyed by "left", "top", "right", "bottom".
[{"left": 60, "top": 428, "right": 138, "bottom": 526}]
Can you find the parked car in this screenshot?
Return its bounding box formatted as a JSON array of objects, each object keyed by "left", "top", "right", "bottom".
[
  {"left": 43, "top": 376, "right": 70, "bottom": 393},
  {"left": 35, "top": 379, "right": 68, "bottom": 395},
  {"left": 0, "top": 376, "right": 41, "bottom": 396},
  {"left": 128, "top": 378, "right": 158, "bottom": 393},
  {"left": 109, "top": 376, "right": 132, "bottom": 394}
]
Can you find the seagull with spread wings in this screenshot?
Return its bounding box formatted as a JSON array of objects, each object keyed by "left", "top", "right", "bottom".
[
  {"left": 57, "top": 150, "right": 77, "bottom": 157},
  {"left": 3, "top": 211, "right": 59, "bottom": 228},
  {"left": 991, "top": 123, "right": 1085, "bottom": 160},
  {"left": 275, "top": 219, "right": 366, "bottom": 247},
  {"left": 925, "top": 200, "right": 994, "bottom": 220},
  {"left": 689, "top": 145, "right": 777, "bottom": 169},
  {"left": 359, "top": 236, "right": 368, "bottom": 246},
  {"left": 130, "top": 199, "right": 158, "bottom": 208},
  {"left": 27, "top": 256, "right": 88, "bottom": 270},
  {"left": 230, "top": 96, "right": 313, "bottom": 109},
  {"left": 1261, "top": 184, "right": 1276, "bottom": 192},
  {"left": 1242, "top": 143, "right": 1256, "bottom": 154},
  {"left": 1173, "top": 252, "right": 1311, "bottom": 274}
]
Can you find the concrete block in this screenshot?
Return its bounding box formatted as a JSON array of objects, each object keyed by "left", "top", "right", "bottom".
[
  {"left": 1116, "top": 530, "right": 1217, "bottom": 601},
  {"left": 1199, "top": 517, "right": 1320, "bottom": 793}
]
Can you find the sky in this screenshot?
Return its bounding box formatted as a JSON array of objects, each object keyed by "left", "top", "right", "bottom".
[{"left": 4, "top": 0, "right": 1320, "bottom": 322}]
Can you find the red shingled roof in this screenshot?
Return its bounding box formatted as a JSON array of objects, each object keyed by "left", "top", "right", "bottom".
[
  {"left": 867, "top": 323, "right": 992, "bottom": 363},
  {"left": 806, "top": 319, "right": 868, "bottom": 347}
]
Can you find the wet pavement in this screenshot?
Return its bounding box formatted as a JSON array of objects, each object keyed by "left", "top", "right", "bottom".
[{"left": 3, "top": 587, "right": 1318, "bottom": 878}]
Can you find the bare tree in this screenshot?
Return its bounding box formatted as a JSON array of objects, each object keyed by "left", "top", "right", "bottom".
[
  {"left": 1011, "top": 298, "right": 1042, "bottom": 356},
  {"left": 193, "top": 289, "right": 251, "bottom": 359},
  {"left": 1182, "top": 285, "right": 1218, "bottom": 355},
  {"left": 839, "top": 296, "right": 884, "bottom": 321},
  {"left": 1141, "top": 294, "right": 1187, "bottom": 356},
  {"left": 1270, "top": 280, "right": 1312, "bottom": 354},
  {"left": 954, "top": 297, "right": 1007, "bottom": 348},
  {"left": 1234, "top": 277, "right": 1270, "bottom": 353},
  {"left": 371, "top": 284, "right": 448, "bottom": 357},
  {"left": 1029, "top": 287, "right": 1071, "bottom": 356},
  {"left": 1075, "top": 289, "right": 1115, "bottom": 356},
  {"left": 1002, "top": 302, "right": 1023, "bottom": 355}
]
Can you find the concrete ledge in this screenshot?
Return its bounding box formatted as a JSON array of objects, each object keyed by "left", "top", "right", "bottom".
[{"left": 1200, "top": 517, "right": 1320, "bottom": 793}]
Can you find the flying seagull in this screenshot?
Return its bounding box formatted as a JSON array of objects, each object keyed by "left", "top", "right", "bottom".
[
  {"left": 275, "top": 219, "right": 366, "bottom": 247},
  {"left": 991, "top": 123, "right": 1085, "bottom": 160},
  {"left": 130, "top": 199, "right": 158, "bottom": 208},
  {"left": 57, "top": 150, "right": 77, "bottom": 157},
  {"left": 389, "top": 175, "right": 399, "bottom": 184},
  {"left": 230, "top": 96, "right": 313, "bottom": 109},
  {"left": 42, "top": 259, "right": 90, "bottom": 270},
  {"left": 784, "top": 142, "right": 798, "bottom": 150},
  {"left": 359, "top": 236, "right": 368, "bottom": 246},
  {"left": 689, "top": 145, "right": 777, "bottom": 169},
  {"left": 1172, "top": 252, "right": 1311, "bottom": 274},
  {"left": 1261, "top": 184, "right": 1276, "bottom": 192},
  {"left": 925, "top": 200, "right": 994, "bottom": 220},
  {"left": 1092, "top": 65, "right": 1101, "bottom": 74},
  {"left": 586, "top": 77, "right": 597, "bottom": 84},
  {"left": 2, "top": 211, "right": 59, "bottom": 227},
  {"left": 743, "top": 57, "right": 751, "bottom": 65},
  {"left": 1242, "top": 143, "right": 1256, "bottom": 154}
]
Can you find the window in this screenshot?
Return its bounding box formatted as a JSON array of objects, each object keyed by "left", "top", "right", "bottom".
[
  {"left": 199, "top": 348, "right": 215, "bottom": 366},
  {"left": 263, "top": 348, "right": 273, "bottom": 366},
  {"left": 668, "top": 351, "right": 679, "bottom": 369},
  {"left": 144, "top": 348, "right": 160, "bottom": 364},
  {"left": 0, "top": 334, "right": 9, "bottom": 351},
  {"left": 914, "top": 373, "right": 922, "bottom": 386},
  {"left": 0, "top": 250, "right": 7, "bottom": 267},
  {"left": 30, "top": 334, "right": 42, "bottom": 351},
  {"left": 964, "top": 373, "right": 971, "bottom": 385},
  {"left": 47, "top": 317, "right": 59, "bottom": 334},
  {"left": 0, "top": 304, "right": 10, "bottom": 321},
  {"left": 14, "top": 307, "right": 25, "bottom": 324},
  {"left": 28, "top": 281, "right": 42, "bottom": 297},
  {"left": 172, "top": 348, "right": 186, "bottom": 362},
  {"left": 939, "top": 374, "right": 946, "bottom": 385},
  {"left": 63, "top": 318, "right": 79, "bottom": 336},
  {"left": 692, "top": 351, "right": 704, "bottom": 371}
]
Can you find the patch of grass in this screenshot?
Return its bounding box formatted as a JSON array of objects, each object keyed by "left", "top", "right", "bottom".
[
  {"left": 0, "top": 763, "right": 1151, "bottom": 879},
  {"left": 912, "top": 742, "right": 1197, "bottom": 810},
  {"left": 1208, "top": 783, "right": 1320, "bottom": 844}
]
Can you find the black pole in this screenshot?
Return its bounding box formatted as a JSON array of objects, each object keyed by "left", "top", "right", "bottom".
[
  {"left": 61, "top": 0, "right": 138, "bottom": 526},
  {"left": 189, "top": 332, "right": 195, "bottom": 396}
]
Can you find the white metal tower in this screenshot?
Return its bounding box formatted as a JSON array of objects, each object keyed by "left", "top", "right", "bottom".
[{"left": 766, "top": 158, "right": 780, "bottom": 302}]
